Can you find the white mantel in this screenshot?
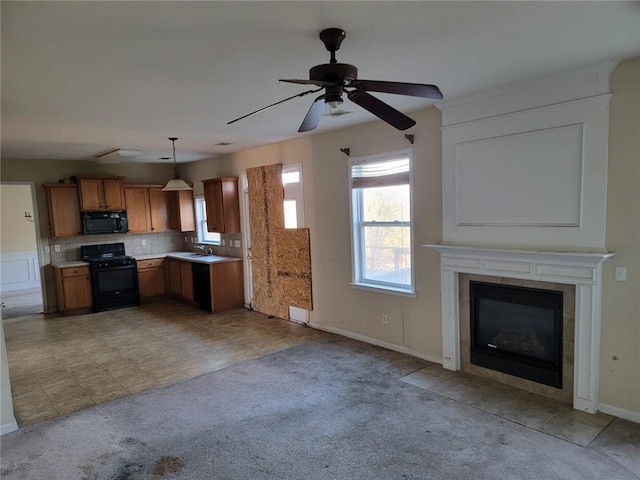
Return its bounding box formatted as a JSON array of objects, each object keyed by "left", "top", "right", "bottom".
[{"left": 426, "top": 243, "right": 613, "bottom": 413}]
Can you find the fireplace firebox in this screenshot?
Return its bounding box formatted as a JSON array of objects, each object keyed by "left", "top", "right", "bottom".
[{"left": 470, "top": 281, "right": 563, "bottom": 388}]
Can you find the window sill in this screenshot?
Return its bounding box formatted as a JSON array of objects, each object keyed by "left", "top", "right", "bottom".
[{"left": 350, "top": 282, "right": 416, "bottom": 298}]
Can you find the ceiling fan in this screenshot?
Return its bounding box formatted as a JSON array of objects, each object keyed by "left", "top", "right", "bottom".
[{"left": 227, "top": 28, "right": 443, "bottom": 133}]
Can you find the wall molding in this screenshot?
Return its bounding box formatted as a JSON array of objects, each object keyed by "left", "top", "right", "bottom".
[
  {"left": 310, "top": 323, "right": 443, "bottom": 366},
  {"left": 598, "top": 403, "right": 640, "bottom": 424},
  {"left": 0, "top": 250, "right": 41, "bottom": 292},
  {"left": 1, "top": 420, "right": 18, "bottom": 436}
]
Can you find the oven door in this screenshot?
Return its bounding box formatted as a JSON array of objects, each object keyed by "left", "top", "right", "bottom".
[{"left": 90, "top": 264, "right": 139, "bottom": 312}]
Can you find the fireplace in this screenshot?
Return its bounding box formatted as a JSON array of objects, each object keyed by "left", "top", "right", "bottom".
[{"left": 470, "top": 281, "right": 563, "bottom": 388}]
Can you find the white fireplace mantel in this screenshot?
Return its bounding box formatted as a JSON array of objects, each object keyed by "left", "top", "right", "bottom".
[{"left": 425, "top": 243, "right": 614, "bottom": 414}]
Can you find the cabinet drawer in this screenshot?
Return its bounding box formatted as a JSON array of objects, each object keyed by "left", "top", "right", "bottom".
[
  {"left": 61, "top": 266, "right": 90, "bottom": 277},
  {"left": 137, "top": 258, "right": 165, "bottom": 269}
]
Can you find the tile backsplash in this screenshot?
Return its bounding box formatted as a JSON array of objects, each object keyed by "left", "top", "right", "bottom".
[{"left": 49, "top": 231, "right": 243, "bottom": 264}]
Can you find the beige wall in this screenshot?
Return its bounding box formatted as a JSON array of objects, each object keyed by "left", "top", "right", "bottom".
[
  {"left": 0, "top": 184, "right": 37, "bottom": 253},
  {"left": 0, "top": 321, "right": 17, "bottom": 434},
  {"left": 600, "top": 56, "right": 640, "bottom": 414}
]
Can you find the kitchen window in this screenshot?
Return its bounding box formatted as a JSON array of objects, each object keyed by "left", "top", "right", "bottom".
[
  {"left": 195, "top": 197, "right": 221, "bottom": 245},
  {"left": 349, "top": 148, "right": 414, "bottom": 295}
]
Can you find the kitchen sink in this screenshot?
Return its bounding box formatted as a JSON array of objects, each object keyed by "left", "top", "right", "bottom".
[{"left": 189, "top": 253, "right": 209, "bottom": 257}]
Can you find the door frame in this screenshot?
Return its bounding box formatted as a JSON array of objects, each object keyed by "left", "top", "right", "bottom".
[
  {"left": 0, "top": 181, "right": 48, "bottom": 313},
  {"left": 239, "top": 172, "right": 253, "bottom": 309}
]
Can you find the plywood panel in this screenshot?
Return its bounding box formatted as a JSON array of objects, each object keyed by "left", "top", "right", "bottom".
[
  {"left": 275, "top": 228, "right": 312, "bottom": 310},
  {"left": 246, "top": 164, "right": 288, "bottom": 319}
]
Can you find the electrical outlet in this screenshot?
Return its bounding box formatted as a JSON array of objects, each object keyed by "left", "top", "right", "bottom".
[
  {"left": 54, "top": 244, "right": 60, "bottom": 252},
  {"left": 381, "top": 314, "right": 388, "bottom": 324},
  {"left": 184, "top": 236, "right": 188, "bottom": 242},
  {"left": 234, "top": 240, "right": 241, "bottom": 248},
  {"left": 44, "top": 245, "right": 50, "bottom": 253},
  {"left": 141, "top": 239, "right": 147, "bottom": 246},
  {"left": 221, "top": 239, "right": 225, "bottom": 246}
]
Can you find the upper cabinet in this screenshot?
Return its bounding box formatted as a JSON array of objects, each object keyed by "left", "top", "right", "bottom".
[
  {"left": 44, "top": 184, "right": 82, "bottom": 238},
  {"left": 75, "top": 176, "right": 125, "bottom": 211},
  {"left": 202, "top": 177, "right": 240, "bottom": 233},
  {"left": 124, "top": 185, "right": 195, "bottom": 233}
]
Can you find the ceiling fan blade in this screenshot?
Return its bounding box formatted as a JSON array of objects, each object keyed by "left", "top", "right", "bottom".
[
  {"left": 347, "top": 89, "right": 416, "bottom": 131},
  {"left": 227, "top": 87, "right": 323, "bottom": 125},
  {"left": 280, "top": 79, "right": 335, "bottom": 87},
  {"left": 354, "top": 80, "right": 443, "bottom": 99},
  {"left": 298, "top": 95, "right": 326, "bottom": 133}
]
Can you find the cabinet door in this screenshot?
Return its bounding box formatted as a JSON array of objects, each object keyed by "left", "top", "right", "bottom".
[
  {"left": 203, "top": 180, "right": 225, "bottom": 232},
  {"left": 220, "top": 178, "right": 241, "bottom": 233},
  {"left": 78, "top": 179, "right": 104, "bottom": 210},
  {"left": 103, "top": 179, "right": 125, "bottom": 210},
  {"left": 124, "top": 187, "right": 151, "bottom": 233},
  {"left": 180, "top": 262, "right": 194, "bottom": 301},
  {"left": 63, "top": 274, "right": 92, "bottom": 310},
  {"left": 138, "top": 267, "right": 167, "bottom": 298},
  {"left": 48, "top": 186, "right": 82, "bottom": 237},
  {"left": 148, "top": 188, "right": 170, "bottom": 232},
  {"left": 172, "top": 190, "right": 196, "bottom": 232},
  {"left": 168, "top": 260, "right": 182, "bottom": 296}
]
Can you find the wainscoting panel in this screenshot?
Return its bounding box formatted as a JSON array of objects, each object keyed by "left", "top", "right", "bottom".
[{"left": 0, "top": 251, "right": 40, "bottom": 292}]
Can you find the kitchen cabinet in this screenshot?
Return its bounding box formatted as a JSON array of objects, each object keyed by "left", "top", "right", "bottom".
[
  {"left": 168, "top": 259, "right": 193, "bottom": 302},
  {"left": 44, "top": 184, "right": 82, "bottom": 238},
  {"left": 53, "top": 265, "right": 92, "bottom": 315},
  {"left": 168, "top": 190, "right": 196, "bottom": 232},
  {"left": 123, "top": 186, "right": 151, "bottom": 233},
  {"left": 209, "top": 260, "right": 244, "bottom": 312},
  {"left": 75, "top": 176, "right": 125, "bottom": 211},
  {"left": 125, "top": 185, "right": 185, "bottom": 233},
  {"left": 137, "top": 258, "right": 167, "bottom": 299},
  {"left": 202, "top": 177, "right": 240, "bottom": 233}
]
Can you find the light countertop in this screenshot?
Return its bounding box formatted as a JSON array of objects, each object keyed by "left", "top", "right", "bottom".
[{"left": 52, "top": 252, "right": 241, "bottom": 268}]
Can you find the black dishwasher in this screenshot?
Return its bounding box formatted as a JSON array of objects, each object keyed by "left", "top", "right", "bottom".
[{"left": 192, "top": 263, "right": 212, "bottom": 312}]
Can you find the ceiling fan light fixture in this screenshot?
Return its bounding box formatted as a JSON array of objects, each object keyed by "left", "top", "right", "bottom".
[
  {"left": 323, "top": 101, "right": 352, "bottom": 117},
  {"left": 162, "top": 137, "right": 193, "bottom": 192}
]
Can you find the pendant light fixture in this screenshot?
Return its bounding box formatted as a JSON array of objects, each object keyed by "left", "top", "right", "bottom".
[{"left": 162, "top": 137, "right": 193, "bottom": 191}]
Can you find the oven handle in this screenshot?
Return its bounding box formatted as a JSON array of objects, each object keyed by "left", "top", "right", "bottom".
[{"left": 92, "top": 264, "right": 137, "bottom": 272}]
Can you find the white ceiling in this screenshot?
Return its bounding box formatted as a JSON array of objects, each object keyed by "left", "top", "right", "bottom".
[{"left": 2, "top": 1, "right": 639, "bottom": 164}]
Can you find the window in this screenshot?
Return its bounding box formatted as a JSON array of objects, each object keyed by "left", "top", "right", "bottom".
[
  {"left": 195, "top": 197, "right": 221, "bottom": 244},
  {"left": 282, "top": 164, "right": 305, "bottom": 229},
  {"left": 350, "top": 149, "right": 413, "bottom": 294}
]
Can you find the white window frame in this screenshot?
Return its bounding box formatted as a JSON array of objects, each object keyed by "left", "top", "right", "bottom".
[
  {"left": 194, "top": 196, "right": 222, "bottom": 245},
  {"left": 282, "top": 163, "right": 305, "bottom": 229},
  {"left": 349, "top": 147, "right": 415, "bottom": 296}
]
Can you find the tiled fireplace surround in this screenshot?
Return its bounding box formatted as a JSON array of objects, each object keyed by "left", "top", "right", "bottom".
[{"left": 427, "top": 245, "right": 613, "bottom": 414}]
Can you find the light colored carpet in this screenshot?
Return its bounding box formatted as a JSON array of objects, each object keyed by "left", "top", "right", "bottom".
[{"left": 1, "top": 336, "right": 638, "bottom": 480}]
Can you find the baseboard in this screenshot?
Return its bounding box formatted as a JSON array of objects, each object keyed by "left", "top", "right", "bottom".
[
  {"left": 598, "top": 403, "right": 640, "bottom": 424},
  {"left": 309, "top": 323, "right": 443, "bottom": 365},
  {"left": 1, "top": 420, "right": 18, "bottom": 435}
]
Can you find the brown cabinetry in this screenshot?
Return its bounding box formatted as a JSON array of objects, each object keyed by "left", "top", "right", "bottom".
[
  {"left": 202, "top": 178, "right": 240, "bottom": 233},
  {"left": 168, "top": 259, "right": 193, "bottom": 302},
  {"left": 76, "top": 176, "right": 125, "bottom": 211},
  {"left": 53, "top": 265, "right": 92, "bottom": 314},
  {"left": 44, "top": 184, "right": 82, "bottom": 238},
  {"left": 137, "top": 258, "right": 167, "bottom": 299},
  {"left": 125, "top": 185, "right": 193, "bottom": 233}
]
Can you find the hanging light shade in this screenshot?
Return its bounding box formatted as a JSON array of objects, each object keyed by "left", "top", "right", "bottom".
[{"left": 162, "top": 137, "right": 193, "bottom": 191}]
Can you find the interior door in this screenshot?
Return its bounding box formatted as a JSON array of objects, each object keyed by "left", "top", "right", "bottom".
[{"left": 240, "top": 173, "right": 253, "bottom": 309}]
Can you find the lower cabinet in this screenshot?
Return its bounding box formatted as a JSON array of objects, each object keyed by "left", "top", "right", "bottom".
[
  {"left": 137, "top": 258, "right": 167, "bottom": 300},
  {"left": 53, "top": 265, "right": 92, "bottom": 315},
  {"left": 168, "top": 259, "right": 194, "bottom": 302}
]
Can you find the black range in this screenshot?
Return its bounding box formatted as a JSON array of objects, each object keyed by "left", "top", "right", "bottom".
[{"left": 81, "top": 242, "right": 139, "bottom": 313}]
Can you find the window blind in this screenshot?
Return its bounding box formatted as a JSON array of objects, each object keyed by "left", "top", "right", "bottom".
[{"left": 351, "top": 157, "right": 410, "bottom": 188}]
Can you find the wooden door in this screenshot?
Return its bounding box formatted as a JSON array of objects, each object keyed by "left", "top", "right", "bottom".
[
  {"left": 78, "top": 178, "right": 104, "bottom": 210},
  {"left": 63, "top": 274, "right": 92, "bottom": 309},
  {"left": 124, "top": 187, "right": 151, "bottom": 233},
  {"left": 148, "top": 188, "right": 170, "bottom": 232},
  {"left": 180, "top": 262, "right": 193, "bottom": 301},
  {"left": 203, "top": 180, "right": 225, "bottom": 232},
  {"left": 48, "top": 186, "right": 82, "bottom": 237},
  {"left": 103, "top": 179, "right": 125, "bottom": 210},
  {"left": 168, "top": 260, "right": 182, "bottom": 296}
]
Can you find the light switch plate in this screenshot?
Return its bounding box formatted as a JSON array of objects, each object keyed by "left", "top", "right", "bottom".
[
  {"left": 44, "top": 246, "right": 50, "bottom": 253},
  {"left": 54, "top": 245, "right": 60, "bottom": 252},
  {"left": 615, "top": 266, "right": 627, "bottom": 282},
  {"left": 234, "top": 240, "right": 241, "bottom": 248}
]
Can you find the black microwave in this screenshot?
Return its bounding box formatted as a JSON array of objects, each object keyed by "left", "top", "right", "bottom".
[{"left": 81, "top": 211, "right": 128, "bottom": 235}]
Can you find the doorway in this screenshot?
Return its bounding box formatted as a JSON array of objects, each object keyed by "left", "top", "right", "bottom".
[{"left": 0, "top": 183, "right": 44, "bottom": 320}]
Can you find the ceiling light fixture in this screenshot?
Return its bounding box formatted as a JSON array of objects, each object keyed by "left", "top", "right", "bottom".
[
  {"left": 96, "top": 148, "right": 140, "bottom": 163},
  {"left": 162, "top": 137, "right": 193, "bottom": 191}
]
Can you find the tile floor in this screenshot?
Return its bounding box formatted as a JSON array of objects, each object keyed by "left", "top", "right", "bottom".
[
  {"left": 4, "top": 300, "right": 325, "bottom": 426},
  {"left": 400, "top": 364, "right": 615, "bottom": 446}
]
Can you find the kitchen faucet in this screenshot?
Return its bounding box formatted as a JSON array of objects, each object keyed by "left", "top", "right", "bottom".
[{"left": 194, "top": 244, "right": 214, "bottom": 255}]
